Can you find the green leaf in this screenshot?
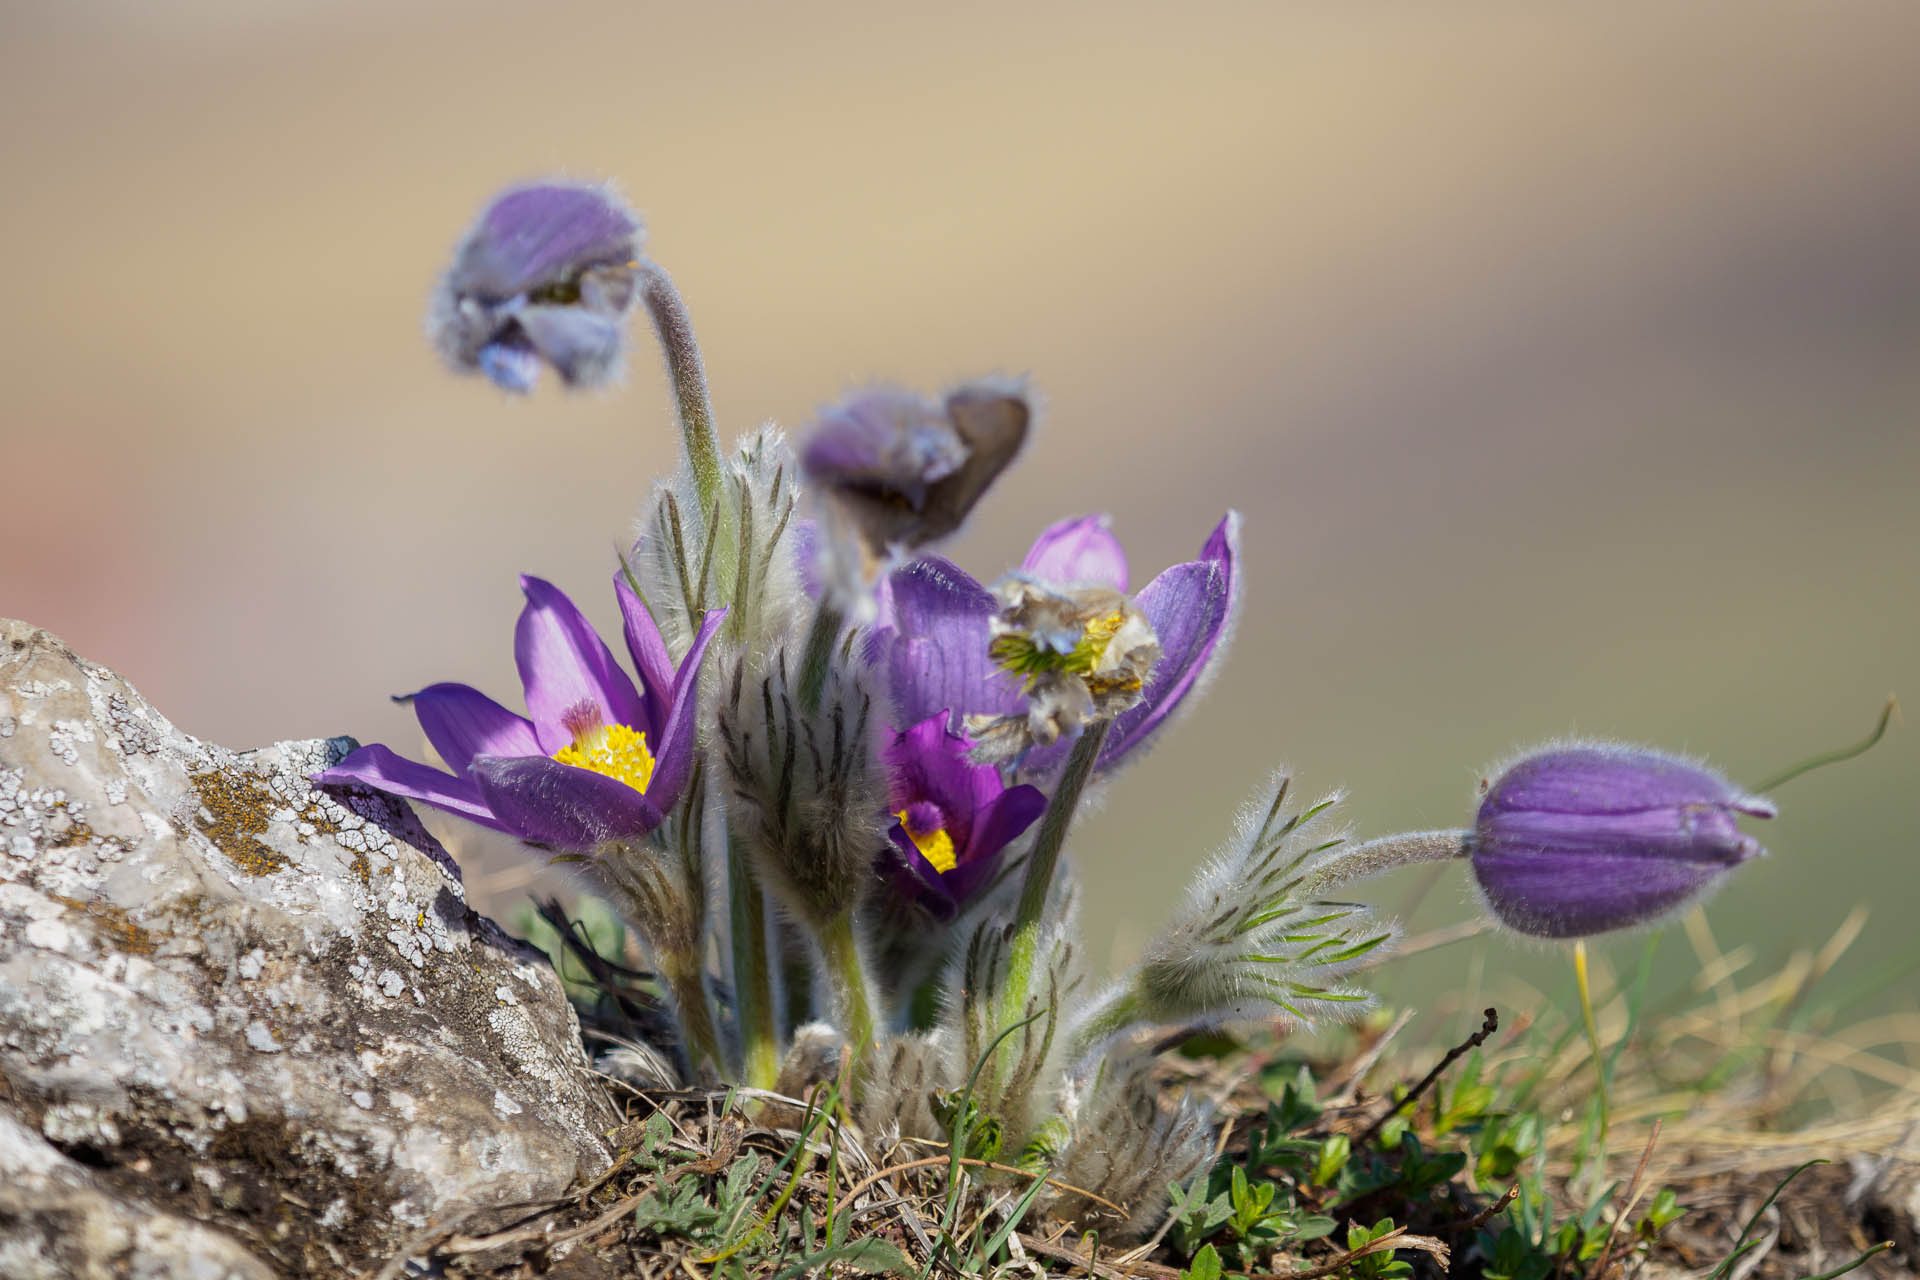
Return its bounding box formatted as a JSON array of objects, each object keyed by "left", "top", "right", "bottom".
[
  {"left": 1313, "top": 1133, "right": 1352, "bottom": 1186},
  {"left": 1184, "top": 1243, "right": 1225, "bottom": 1280},
  {"left": 772, "top": 1238, "right": 912, "bottom": 1279}
]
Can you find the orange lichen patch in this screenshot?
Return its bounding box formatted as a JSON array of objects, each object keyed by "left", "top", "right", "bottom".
[
  {"left": 188, "top": 769, "right": 291, "bottom": 876},
  {"left": 45, "top": 891, "right": 156, "bottom": 955}
]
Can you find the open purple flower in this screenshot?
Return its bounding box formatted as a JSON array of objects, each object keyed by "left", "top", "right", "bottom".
[
  {"left": 314, "top": 573, "right": 724, "bottom": 853},
  {"left": 881, "top": 712, "right": 1046, "bottom": 917},
  {"left": 428, "top": 181, "right": 645, "bottom": 393},
  {"left": 1470, "top": 744, "right": 1774, "bottom": 938},
  {"left": 865, "top": 511, "right": 1240, "bottom": 776}
]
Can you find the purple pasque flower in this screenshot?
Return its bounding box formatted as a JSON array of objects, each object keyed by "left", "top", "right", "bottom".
[
  {"left": 1469, "top": 744, "right": 1775, "bottom": 938},
  {"left": 314, "top": 572, "right": 724, "bottom": 853},
  {"left": 428, "top": 181, "right": 645, "bottom": 393},
  {"left": 801, "top": 382, "right": 1030, "bottom": 555},
  {"left": 865, "top": 511, "right": 1240, "bottom": 777},
  {"left": 881, "top": 712, "right": 1046, "bottom": 917}
]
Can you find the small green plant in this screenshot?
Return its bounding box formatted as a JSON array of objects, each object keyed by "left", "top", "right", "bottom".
[{"left": 1344, "top": 1218, "right": 1414, "bottom": 1280}]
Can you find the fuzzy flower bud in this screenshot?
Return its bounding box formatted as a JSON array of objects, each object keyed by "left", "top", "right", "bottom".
[
  {"left": 1107, "top": 775, "right": 1386, "bottom": 1041},
  {"left": 1469, "top": 743, "right": 1774, "bottom": 938},
  {"left": 802, "top": 382, "right": 1030, "bottom": 554},
  {"left": 428, "top": 180, "right": 644, "bottom": 392},
  {"left": 966, "top": 578, "right": 1160, "bottom": 762},
  {"left": 715, "top": 642, "right": 889, "bottom": 929}
]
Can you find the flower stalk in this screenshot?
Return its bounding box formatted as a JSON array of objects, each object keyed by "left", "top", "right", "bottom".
[
  {"left": 994, "top": 721, "right": 1109, "bottom": 1081},
  {"left": 655, "top": 943, "right": 727, "bottom": 1081},
  {"left": 1302, "top": 828, "right": 1468, "bottom": 894},
  {"left": 818, "top": 910, "right": 879, "bottom": 1071},
  {"left": 637, "top": 260, "right": 724, "bottom": 522},
  {"left": 726, "top": 830, "right": 781, "bottom": 1090}
]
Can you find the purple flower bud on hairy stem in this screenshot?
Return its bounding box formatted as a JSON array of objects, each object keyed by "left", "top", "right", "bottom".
[
  {"left": 1470, "top": 744, "right": 1774, "bottom": 938},
  {"left": 429, "top": 181, "right": 645, "bottom": 393},
  {"left": 801, "top": 381, "right": 1030, "bottom": 557}
]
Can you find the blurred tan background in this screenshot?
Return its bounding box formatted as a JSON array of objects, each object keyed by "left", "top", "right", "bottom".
[{"left": 4, "top": 3, "right": 1916, "bottom": 1033}]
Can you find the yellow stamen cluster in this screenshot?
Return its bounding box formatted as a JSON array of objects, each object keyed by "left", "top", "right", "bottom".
[
  {"left": 895, "top": 809, "right": 958, "bottom": 874},
  {"left": 553, "top": 722, "right": 657, "bottom": 795},
  {"left": 988, "top": 609, "right": 1129, "bottom": 686}
]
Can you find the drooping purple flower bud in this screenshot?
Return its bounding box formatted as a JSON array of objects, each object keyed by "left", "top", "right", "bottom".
[
  {"left": 428, "top": 181, "right": 645, "bottom": 393},
  {"left": 1469, "top": 744, "right": 1775, "bottom": 938},
  {"left": 801, "top": 380, "right": 1030, "bottom": 563}
]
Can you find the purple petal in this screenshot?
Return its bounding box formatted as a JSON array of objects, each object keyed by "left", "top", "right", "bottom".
[
  {"left": 882, "top": 713, "right": 995, "bottom": 848},
  {"left": 1022, "top": 515, "right": 1129, "bottom": 591},
  {"left": 1479, "top": 805, "right": 1761, "bottom": 867},
  {"left": 885, "top": 829, "right": 962, "bottom": 920},
  {"left": 1472, "top": 850, "right": 1733, "bottom": 938},
  {"left": 311, "top": 743, "right": 510, "bottom": 832},
  {"left": 515, "top": 306, "right": 624, "bottom": 389},
  {"left": 1099, "top": 512, "right": 1239, "bottom": 768},
  {"left": 514, "top": 574, "right": 646, "bottom": 753},
  {"left": 465, "top": 183, "right": 642, "bottom": 299},
  {"left": 642, "top": 607, "right": 727, "bottom": 812},
  {"left": 479, "top": 339, "right": 540, "bottom": 393},
  {"left": 963, "top": 783, "right": 1046, "bottom": 868},
  {"left": 470, "top": 755, "right": 664, "bottom": 851},
  {"left": 869, "top": 557, "right": 1021, "bottom": 730},
  {"left": 614, "top": 571, "right": 673, "bottom": 737},
  {"left": 1482, "top": 747, "right": 1765, "bottom": 818},
  {"left": 403, "top": 682, "right": 541, "bottom": 775},
  {"left": 791, "top": 518, "right": 824, "bottom": 602},
  {"left": 802, "top": 387, "right": 966, "bottom": 512}
]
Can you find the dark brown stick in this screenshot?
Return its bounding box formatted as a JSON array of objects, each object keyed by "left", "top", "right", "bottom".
[{"left": 1355, "top": 1008, "right": 1499, "bottom": 1146}]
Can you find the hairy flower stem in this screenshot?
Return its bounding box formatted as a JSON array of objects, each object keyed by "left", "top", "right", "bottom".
[
  {"left": 818, "top": 910, "right": 878, "bottom": 1078},
  {"left": 795, "top": 603, "right": 844, "bottom": 715},
  {"left": 994, "top": 723, "right": 1109, "bottom": 1078},
  {"left": 726, "top": 831, "right": 781, "bottom": 1090},
  {"left": 1303, "top": 828, "right": 1468, "bottom": 894},
  {"left": 637, "top": 261, "right": 723, "bottom": 521},
  {"left": 659, "top": 947, "right": 726, "bottom": 1081}
]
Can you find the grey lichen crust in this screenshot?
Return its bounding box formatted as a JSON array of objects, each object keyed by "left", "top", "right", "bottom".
[{"left": 0, "top": 620, "right": 617, "bottom": 1277}]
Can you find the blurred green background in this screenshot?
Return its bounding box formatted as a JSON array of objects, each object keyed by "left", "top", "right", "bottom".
[{"left": 3, "top": 3, "right": 1915, "bottom": 1042}]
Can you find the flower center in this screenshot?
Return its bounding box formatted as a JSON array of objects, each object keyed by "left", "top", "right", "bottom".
[
  {"left": 989, "top": 608, "right": 1127, "bottom": 685},
  {"left": 553, "top": 716, "right": 656, "bottom": 795},
  {"left": 895, "top": 807, "right": 958, "bottom": 874}
]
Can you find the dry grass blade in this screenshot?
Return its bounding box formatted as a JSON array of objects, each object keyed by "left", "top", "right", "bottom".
[{"left": 1589, "top": 1117, "right": 1662, "bottom": 1280}]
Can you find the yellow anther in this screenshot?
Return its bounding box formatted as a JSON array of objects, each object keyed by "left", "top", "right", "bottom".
[
  {"left": 895, "top": 809, "right": 958, "bottom": 874},
  {"left": 553, "top": 722, "right": 657, "bottom": 796}
]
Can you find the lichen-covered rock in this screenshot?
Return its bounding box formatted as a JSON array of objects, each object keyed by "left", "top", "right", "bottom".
[{"left": 0, "top": 620, "right": 618, "bottom": 1276}]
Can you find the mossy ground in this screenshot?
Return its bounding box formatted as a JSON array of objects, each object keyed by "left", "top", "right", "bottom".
[{"left": 368, "top": 906, "right": 1916, "bottom": 1280}]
